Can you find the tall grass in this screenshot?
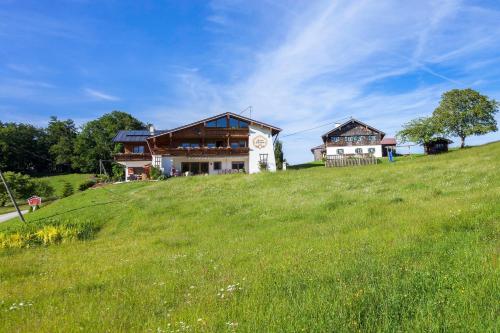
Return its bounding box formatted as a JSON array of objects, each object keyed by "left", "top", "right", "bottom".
[{"left": 0, "top": 143, "right": 498, "bottom": 332}]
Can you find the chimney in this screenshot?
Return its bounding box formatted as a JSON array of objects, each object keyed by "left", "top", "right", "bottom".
[
  {"left": 149, "top": 124, "right": 155, "bottom": 135},
  {"left": 334, "top": 123, "right": 341, "bottom": 128}
]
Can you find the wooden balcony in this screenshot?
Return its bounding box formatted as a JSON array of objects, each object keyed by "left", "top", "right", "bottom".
[
  {"left": 326, "top": 139, "right": 380, "bottom": 147},
  {"left": 114, "top": 153, "right": 152, "bottom": 161},
  {"left": 154, "top": 147, "right": 250, "bottom": 156}
]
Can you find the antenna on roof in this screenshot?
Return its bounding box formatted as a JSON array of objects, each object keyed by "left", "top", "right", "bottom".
[{"left": 240, "top": 105, "right": 252, "bottom": 119}]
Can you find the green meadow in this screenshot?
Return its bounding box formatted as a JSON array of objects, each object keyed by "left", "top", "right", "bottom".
[
  {"left": 36, "top": 173, "right": 94, "bottom": 197},
  {"left": 0, "top": 143, "right": 499, "bottom": 332}
]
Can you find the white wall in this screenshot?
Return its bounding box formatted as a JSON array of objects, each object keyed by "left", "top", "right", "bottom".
[
  {"left": 165, "top": 156, "right": 249, "bottom": 175},
  {"left": 326, "top": 145, "right": 382, "bottom": 158},
  {"left": 248, "top": 125, "right": 277, "bottom": 173}
]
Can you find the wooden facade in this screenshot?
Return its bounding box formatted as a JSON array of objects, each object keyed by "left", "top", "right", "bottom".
[
  {"left": 322, "top": 121, "right": 384, "bottom": 147},
  {"left": 112, "top": 112, "right": 282, "bottom": 179},
  {"left": 424, "top": 138, "right": 452, "bottom": 154}
]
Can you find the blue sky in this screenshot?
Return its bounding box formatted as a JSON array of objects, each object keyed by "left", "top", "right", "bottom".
[{"left": 1, "top": 0, "right": 500, "bottom": 163}]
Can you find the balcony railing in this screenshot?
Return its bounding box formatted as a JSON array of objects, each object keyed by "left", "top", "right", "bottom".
[
  {"left": 114, "top": 153, "right": 152, "bottom": 161},
  {"left": 155, "top": 147, "right": 250, "bottom": 156}
]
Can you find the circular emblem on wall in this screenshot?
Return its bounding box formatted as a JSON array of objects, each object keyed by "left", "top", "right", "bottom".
[{"left": 253, "top": 135, "right": 268, "bottom": 149}]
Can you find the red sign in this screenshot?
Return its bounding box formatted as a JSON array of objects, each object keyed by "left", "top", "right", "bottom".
[{"left": 27, "top": 196, "right": 42, "bottom": 207}]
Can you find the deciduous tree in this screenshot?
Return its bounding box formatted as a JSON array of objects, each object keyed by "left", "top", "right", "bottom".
[
  {"left": 396, "top": 117, "right": 440, "bottom": 145},
  {"left": 433, "top": 89, "right": 498, "bottom": 148}
]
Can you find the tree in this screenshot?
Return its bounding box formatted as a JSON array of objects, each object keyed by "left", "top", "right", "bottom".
[
  {"left": 274, "top": 140, "right": 284, "bottom": 170},
  {"left": 433, "top": 88, "right": 498, "bottom": 148},
  {"left": 72, "top": 111, "right": 145, "bottom": 173},
  {"left": 46, "top": 116, "right": 77, "bottom": 172},
  {"left": 396, "top": 117, "right": 440, "bottom": 145},
  {"left": 61, "top": 181, "right": 74, "bottom": 197},
  {"left": 0, "top": 122, "right": 50, "bottom": 174},
  {"left": 0, "top": 172, "right": 53, "bottom": 206}
]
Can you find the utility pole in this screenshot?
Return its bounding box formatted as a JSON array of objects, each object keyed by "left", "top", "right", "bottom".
[{"left": 0, "top": 169, "right": 25, "bottom": 222}]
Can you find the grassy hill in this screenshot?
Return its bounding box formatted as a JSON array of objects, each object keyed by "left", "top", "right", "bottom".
[
  {"left": 36, "top": 173, "right": 94, "bottom": 197},
  {"left": 0, "top": 173, "right": 94, "bottom": 215},
  {"left": 0, "top": 143, "right": 499, "bottom": 332}
]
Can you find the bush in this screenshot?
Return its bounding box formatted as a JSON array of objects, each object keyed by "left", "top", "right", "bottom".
[
  {"left": 0, "top": 219, "right": 102, "bottom": 248},
  {"left": 78, "top": 179, "right": 97, "bottom": 191},
  {"left": 111, "top": 164, "right": 124, "bottom": 181},
  {"left": 33, "top": 180, "right": 55, "bottom": 198},
  {"left": 0, "top": 172, "right": 54, "bottom": 206},
  {"left": 61, "top": 181, "right": 74, "bottom": 197},
  {"left": 150, "top": 166, "right": 163, "bottom": 180}
]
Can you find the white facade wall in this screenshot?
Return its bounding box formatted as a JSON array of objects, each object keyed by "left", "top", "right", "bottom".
[
  {"left": 326, "top": 144, "right": 383, "bottom": 158},
  {"left": 167, "top": 156, "right": 249, "bottom": 175},
  {"left": 248, "top": 125, "right": 277, "bottom": 173}
]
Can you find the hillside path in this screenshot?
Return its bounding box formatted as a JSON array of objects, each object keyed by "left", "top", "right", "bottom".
[{"left": 0, "top": 210, "right": 28, "bottom": 223}]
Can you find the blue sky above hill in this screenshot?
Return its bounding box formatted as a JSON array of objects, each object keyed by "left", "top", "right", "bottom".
[{"left": 1, "top": 0, "right": 499, "bottom": 163}]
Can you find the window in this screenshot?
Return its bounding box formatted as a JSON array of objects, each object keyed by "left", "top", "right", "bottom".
[
  {"left": 330, "top": 136, "right": 340, "bottom": 142},
  {"left": 153, "top": 155, "right": 161, "bottom": 167},
  {"left": 190, "top": 143, "right": 200, "bottom": 148},
  {"left": 337, "top": 149, "right": 344, "bottom": 155},
  {"left": 345, "top": 136, "right": 352, "bottom": 142},
  {"left": 259, "top": 154, "right": 268, "bottom": 163},
  {"left": 229, "top": 116, "right": 249, "bottom": 128},
  {"left": 229, "top": 117, "right": 239, "bottom": 128},
  {"left": 230, "top": 141, "right": 247, "bottom": 148},
  {"left": 369, "top": 135, "right": 376, "bottom": 141},
  {"left": 368, "top": 148, "right": 375, "bottom": 154},
  {"left": 232, "top": 161, "right": 245, "bottom": 170},
  {"left": 133, "top": 146, "right": 145, "bottom": 153},
  {"left": 216, "top": 140, "right": 224, "bottom": 148},
  {"left": 207, "top": 142, "right": 216, "bottom": 148},
  {"left": 180, "top": 143, "right": 190, "bottom": 148},
  {"left": 206, "top": 117, "right": 227, "bottom": 128},
  {"left": 216, "top": 117, "right": 227, "bottom": 128},
  {"left": 355, "top": 148, "right": 363, "bottom": 154},
  {"left": 213, "top": 161, "right": 222, "bottom": 170}
]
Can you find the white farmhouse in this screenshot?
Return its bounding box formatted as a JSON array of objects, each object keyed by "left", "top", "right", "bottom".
[
  {"left": 113, "top": 112, "right": 281, "bottom": 180},
  {"left": 321, "top": 118, "right": 396, "bottom": 158}
]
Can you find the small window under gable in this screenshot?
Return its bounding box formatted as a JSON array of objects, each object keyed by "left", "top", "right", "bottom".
[
  {"left": 206, "top": 117, "right": 227, "bottom": 128},
  {"left": 337, "top": 149, "right": 344, "bottom": 155},
  {"left": 229, "top": 116, "right": 249, "bottom": 129}
]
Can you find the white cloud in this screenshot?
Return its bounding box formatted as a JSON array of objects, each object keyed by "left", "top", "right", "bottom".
[
  {"left": 84, "top": 88, "right": 120, "bottom": 102},
  {"left": 146, "top": 0, "right": 500, "bottom": 163}
]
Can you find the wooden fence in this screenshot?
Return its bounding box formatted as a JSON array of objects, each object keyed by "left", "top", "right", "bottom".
[{"left": 325, "top": 154, "right": 378, "bottom": 167}]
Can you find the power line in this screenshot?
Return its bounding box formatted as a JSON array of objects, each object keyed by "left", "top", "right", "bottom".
[{"left": 280, "top": 116, "right": 351, "bottom": 139}]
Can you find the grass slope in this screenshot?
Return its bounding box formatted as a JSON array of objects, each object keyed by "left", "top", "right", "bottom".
[
  {"left": 36, "top": 173, "right": 94, "bottom": 197},
  {"left": 0, "top": 174, "right": 93, "bottom": 215},
  {"left": 0, "top": 144, "right": 499, "bottom": 332}
]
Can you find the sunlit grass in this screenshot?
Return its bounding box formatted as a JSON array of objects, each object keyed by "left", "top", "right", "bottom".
[{"left": 0, "top": 143, "right": 498, "bottom": 332}]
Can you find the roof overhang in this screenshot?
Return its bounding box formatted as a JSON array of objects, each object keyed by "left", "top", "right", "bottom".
[
  {"left": 321, "top": 118, "right": 385, "bottom": 140},
  {"left": 147, "top": 112, "right": 282, "bottom": 139}
]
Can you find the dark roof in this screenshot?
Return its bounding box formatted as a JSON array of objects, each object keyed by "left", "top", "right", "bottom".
[
  {"left": 380, "top": 137, "right": 397, "bottom": 145},
  {"left": 113, "top": 130, "right": 168, "bottom": 143},
  {"left": 321, "top": 118, "right": 385, "bottom": 139},
  {"left": 148, "top": 112, "right": 282, "bottom": 138},
  {"left": 427, "top": 137, "right": 453, "bottom": 144},
  {"left": 310, "top": 144, "right": 325, "bottom": 152}
]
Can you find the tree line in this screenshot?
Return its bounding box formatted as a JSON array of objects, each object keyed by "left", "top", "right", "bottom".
[{"left": 0, "top": 111, "right": 145, "bottom": 175}]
